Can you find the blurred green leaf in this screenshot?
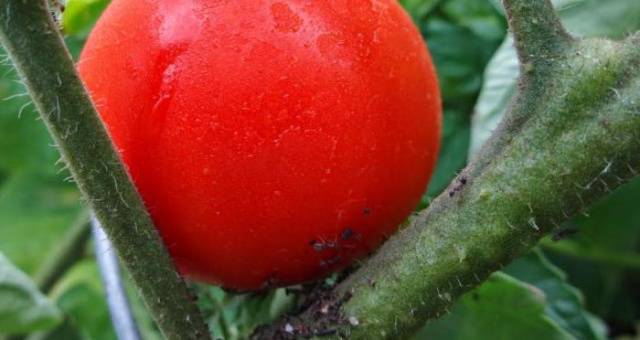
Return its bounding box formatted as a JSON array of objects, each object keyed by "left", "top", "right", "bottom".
[
  {"left": 543, "top": 177, "right": 640, "bottom": 270},
  {"left": 0, "top": 252, "right": 61, "bottom": 334},
  {"left": 468, "top": 35, "right": 518, "bottom": 156},
  {"left": 424, "top": 16, "right": 504, "bottom": 105},
  {"left": 62, "top": 0, "right": 110, "bottom": 36},
  {"left": 27, "top": 317, "right": 85, "bottom": 340},
  {"left": 0, "top": 174, "right": 82, "bottom": 275},
  {"left": 400, "top": 0, "right": 441, "bottom": 21},
  {"left": 569, "top": 177, "right": 640, "bottom": 261},
  {"left": 414, "top": 251, "right": 606, "bottom": 339},
  {"left": 559, "top": 0, "right": 640, "bottom": 38},
  {"left": 414, "top": 272, "right": 573, "bottom": 340},
  {"left": 0, "top": 169, "right": 6, "bottom": 188},
  {"left": 422, "top": 19, "right": 484, "bottom": 200},
  {"left": 423, "top": 109, "right": 471, "bottom": 203},
  {"left": 28, "top": 254, "right": 162, "bottom": 340},
  {"left": 543, "top": 177, "right": 640, "bottom": 333},
  {"left": 47, "top": 260, "right": 116, "bottom": 340},
  {"left": 440, "top": 0, "right": 506, "bottom": 41},
  {"left": 0, "top": 78, "right": 60, "bottom": 173},
  {"left": 505, "top": 250, "right": 608, "bottom": 340}
]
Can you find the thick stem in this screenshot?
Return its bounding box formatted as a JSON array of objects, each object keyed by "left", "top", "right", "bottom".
[
  {"left": 34, "top": 210, "right": 91, "bottom": 294},
  {"left": 0, "top": 1, "right": 210, "bottom": 339},
  {"left": 470, "top": 0, "right": 572, "bottom": 173},
  {"left": 253, "top": 2, "right": 640, "bottom": 339},
  {"left": 502, "top": 0, "right": 572, "bottom": 68}
]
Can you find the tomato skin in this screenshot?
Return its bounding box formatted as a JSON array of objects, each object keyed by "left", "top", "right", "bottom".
[{"left": 79, "top": 0, "right": 441, "bottom": 291}]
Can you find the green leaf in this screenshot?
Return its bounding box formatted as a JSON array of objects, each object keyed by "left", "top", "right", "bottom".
[
  {"left": 469, "top": 35, "right": 519, "bottom": 156},
  {"left": 196, "top": 285, "right": 294, "bottom": 339},
  {"left": 414, "top": 272, "right": 574, "bottom": 340},
  {"left": 0, "top": 75, "right": 60, "bottom": 173},
  {"left": 577, "top": 177, "right": 640, "bottom": 258},
  {"left": 421, "top": 19, "right": 490, "bottom": 203},
  {"left": 0, "top": 169, "right": 6, "bottom": 189},
  {"left": 415, "top": 251, "right": 608, "bottom": 339},
  {"left": 0, "top": 252, "right": 61, "bottom": 334},
  {"left": 440, "top": 0, "right": 507, "bottom": 41},
  {"left": 400, "top": 0, "right": 441, "bottom": 21},
  {"left": 47, "top": 260, "right": 116, "bottom": 340},
  {"left": 542, "top": 177, "right": 640, "bottom": 328},
  {"left": 29, "top": 259, "right": 159, "bottom": 340},
  {"left": 26, "top": 317, "right": 85, "bottom": 340},
  {"left": 543, "top": 177, "right": 640, "bottom": 270},
  {"left": 62, "top": 0, "right": 110, "bottom": 36},
  {"left": 0, "top": 174, "right": 82, "bottom": 275},
  {"left": 558, "top": 0, "right": 640, "bottom": 39},
  {"left": 505, "top": 250, "right": 608, "bottom": 340},
  {"left": 424, "top": 17, "right": 504, "bottom": 104}
]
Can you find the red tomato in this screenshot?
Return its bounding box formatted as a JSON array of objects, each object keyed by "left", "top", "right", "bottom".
[{"left": 79, "top": 0, "right": 441, "bottom": 291}]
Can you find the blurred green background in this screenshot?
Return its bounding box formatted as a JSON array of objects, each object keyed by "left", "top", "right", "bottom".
[{"left": 1, "top": 0, "right": 639, "bottom": 339}]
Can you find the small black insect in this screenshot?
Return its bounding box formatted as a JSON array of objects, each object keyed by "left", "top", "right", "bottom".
[
  {"left": 309, "top": 238, "right": 337, "bottom": 252},
  {"left": 341, "top": 227, "right": 354, "bottom": 241},
  {"left": 449, "top": 176, "right": 468, "bottom": 197}
]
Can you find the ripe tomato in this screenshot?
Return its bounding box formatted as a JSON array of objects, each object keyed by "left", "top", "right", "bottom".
[{"left": 79, "top": 0, "right": 441, "bottom": 291}]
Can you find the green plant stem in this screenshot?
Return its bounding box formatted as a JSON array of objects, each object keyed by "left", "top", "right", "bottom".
[
  {"left": 470, "top": 0, "right": 570, "bottom": 172},
  {"left": 34, "top": 210, "right": 91, "bottom": 294},
  {"left": 253, "top": 0, "right": 640, "bottom": 338},
  {"left": 0, "top": 1, "right": 210, "bottom": 339},
  {"left": 503, "top": 0, "right": 572, "bottom": 66}
]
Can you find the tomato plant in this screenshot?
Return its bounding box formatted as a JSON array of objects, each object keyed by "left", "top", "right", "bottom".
[{"left": 78, "top": 0, "right": 441, "bottom": 290}]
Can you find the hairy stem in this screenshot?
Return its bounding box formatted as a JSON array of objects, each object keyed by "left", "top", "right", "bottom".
[
  {"left": 503, "top": 0, "right": 572, "bottom": 67},
  {"left": 253, "top": 1, "right": 640, "bottom": 339},
  {"left": 470, "top": 0, "right": 571, "bottom": 173},
  {"left": 0, "top": 1, "right": 210, "bottom": 339}
]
